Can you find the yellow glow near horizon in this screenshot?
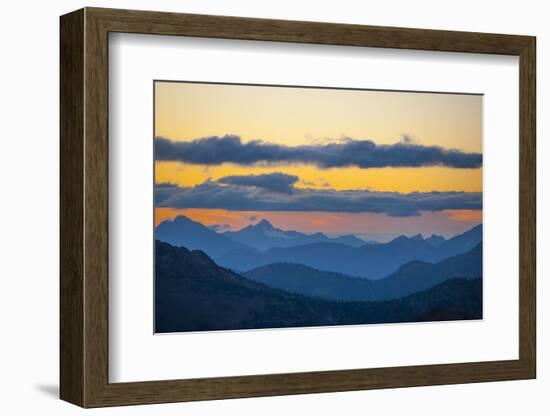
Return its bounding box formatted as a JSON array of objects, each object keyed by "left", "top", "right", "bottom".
[
  {"left": 154, "top": 81, "right": 482, "bottom": 234},
  {"left": 155, "top": 161, "right": 482, "bottom": 193},
  {"left": 155, "top": 81, "right": 482, "bottom": 194},
  {"left": 155, "top": 82, "right": 482, "bottom": 152}
]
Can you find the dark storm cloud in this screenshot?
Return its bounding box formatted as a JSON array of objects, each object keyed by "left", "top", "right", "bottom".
[
  {"left": 155, "top": 135, "right": 482, "bottom": 169},
  {"left": 218, "top": 173, "right": 299, "bottom": 194},
  {"left": 155, "top": 182, "right": 181, "bottom": 204},
  {"left": 155, "top": 178, "right": 482, "bottom": 217}
]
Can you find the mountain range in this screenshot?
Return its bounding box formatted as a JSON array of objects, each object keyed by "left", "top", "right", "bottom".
[
  {"left": 156, "top": 216, "right": 374, "bottom": 255},
  {"left": 155, "top": 240, "right": 482, "bottom": 333},
  {"left": 218, "top": 224, "right": 482, "bottom": 279},
  {"left": 244, "top": 242, "right": 481, "bottom": 301},
  {"left": 156, "top": 215, "right": 245, "bottom": 258},
  {"left": 222, "top": 219, "right": 372, "bottom": 250},
  {"left": 156, "top": 215, "right": 482, "bottom": 280}
]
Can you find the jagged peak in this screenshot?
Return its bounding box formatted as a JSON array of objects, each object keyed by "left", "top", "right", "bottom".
[
  {"left": 172, "top": 214, "right": 193, "bottom": 223},
  {"left": 257, "top": 218, "right": 273, "bottom": 227},
  {"left": 390, "top": 235, "right": 409, "bottom": 243}
]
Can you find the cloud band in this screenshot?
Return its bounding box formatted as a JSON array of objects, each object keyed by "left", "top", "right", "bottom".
[
  {"left": 156, "top": 173, "right": 482, "bottom": 217},
  {"left": 155, "top": 135, "right": 482, "bottom": 169}
]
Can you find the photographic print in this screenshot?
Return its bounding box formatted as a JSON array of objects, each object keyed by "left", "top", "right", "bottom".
[{"left": 154, "top": 81, "right": 483, "bottom": 333}]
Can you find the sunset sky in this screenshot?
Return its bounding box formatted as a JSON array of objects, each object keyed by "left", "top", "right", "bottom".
[{"left": 154, "top": 81, "right": 482, "bottom": 241}]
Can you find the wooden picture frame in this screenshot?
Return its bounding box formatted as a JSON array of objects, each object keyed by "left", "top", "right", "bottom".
[{"left": 60, "top": 7, "right": 536, "bottom": 408}]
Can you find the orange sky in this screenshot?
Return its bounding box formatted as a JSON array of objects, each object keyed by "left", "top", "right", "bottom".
[
  {"left": 155, "top": 207, "right": 481, "bottom": 240},
  {"left": 155, "top": 81, "right": 482, "bottom": 194},
  {"left": 154, "top": 81, "right": 482, "bottom": 237},
  {"left": 155, "top": 162, "right": 482, "bottom": 193}
]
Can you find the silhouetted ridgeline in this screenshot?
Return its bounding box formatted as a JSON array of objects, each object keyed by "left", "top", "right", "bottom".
[
  {"left": 223, "top": 219, "right": 371, "bottom": 250},
  {"left": 155, "top": 214, "right": 482, "bottom": 279},
  {"left": 155, "top": 241, "right": 482, "bottom": 333},
  {"left": 218, "top": 224, "right": 482, "bottom": 278},
  {"left": 244, "top": 242, "right": 481, "bottom": 301}
]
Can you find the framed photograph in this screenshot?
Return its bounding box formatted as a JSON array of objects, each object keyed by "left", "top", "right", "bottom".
[{"left": 60, "top": 7, "right": 536, "bottom": 407}]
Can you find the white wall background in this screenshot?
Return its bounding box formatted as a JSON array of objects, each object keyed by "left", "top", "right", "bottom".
[{"left": 0, "top": 0, "right": 545, "bottom": 414}]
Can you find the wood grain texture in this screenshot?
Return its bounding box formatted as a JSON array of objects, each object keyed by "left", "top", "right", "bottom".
[
  {"left": 88, "top": 7, "right": 532, "bottom": 54},
  {"left": 59, "top": 7, "right": 537, "bottom": 408},
  {"left": 83, "top": 10, "right": 110, "bottom": 406},
  {"left": 59, "top": 8, "right": 84, "bottom": 407},
  {"left": 518, "top": 38, "right": 536, "bottom": 375}
]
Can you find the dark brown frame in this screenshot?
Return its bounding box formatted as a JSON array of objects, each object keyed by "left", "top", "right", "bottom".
[{"left": 60, "top": 7, "right": 536, "bottom": 408}]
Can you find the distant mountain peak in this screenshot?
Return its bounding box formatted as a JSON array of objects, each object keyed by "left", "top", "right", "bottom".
[
  {"left": 256, "top": 219, "right": 275, "bottom": 229},
  {"left": 172, "top": 214, "right": 192, "bottom": 223},
  {"left": 390, "top": 235, "right": 410, "bottom": 243},
  {"left": 410, "top": 234, "right": 424, "bottom": 241},
  {"left": 155, "top": 214, "right": 246, "bottom": 258},
  {"left": 425, "top": 234, "right": 446, "bottom": 247}
]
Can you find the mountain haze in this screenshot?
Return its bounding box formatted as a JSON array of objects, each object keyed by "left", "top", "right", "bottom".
[
  {"left": 219, "top": 225, "right": 482, "bottom": 279},
  {"left": 156, "top": 215, "right": 254, "bottom": 258},
  {"left": 155, "top": 240, "right": 482, "bottom": 333},
  {"left": 223, "top": 219, "right": 369, "bottom": 250},
  {"left": 425, "top": 234, "right": 446, "bottom": 247},
  {"left": 244, "top": 243, "right": 481, "bottom": 301}
]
